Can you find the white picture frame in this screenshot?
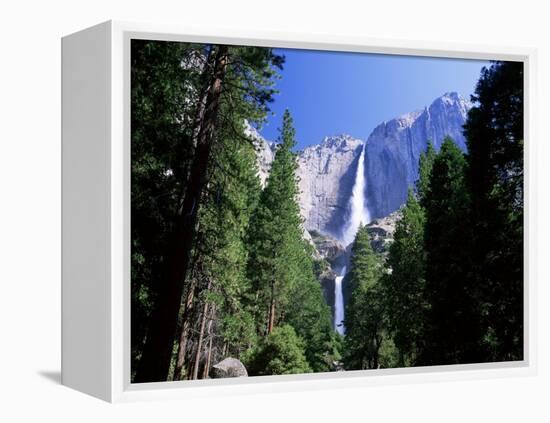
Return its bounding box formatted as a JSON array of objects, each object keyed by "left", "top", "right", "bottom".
[{"left": 61, "top": 20, "right": 537, "bottom": 403}]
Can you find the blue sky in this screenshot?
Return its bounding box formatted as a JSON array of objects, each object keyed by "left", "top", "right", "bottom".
[{"left": 258, "top": 48, "right": 489, "bottom": 150}]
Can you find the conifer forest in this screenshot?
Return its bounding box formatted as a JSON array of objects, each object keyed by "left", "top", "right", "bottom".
[{"left": 130, "top": 40, "right": 523, "bottom": 383}]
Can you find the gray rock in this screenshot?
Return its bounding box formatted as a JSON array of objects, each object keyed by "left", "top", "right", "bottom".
[
  {"left": 245, "top": 122, "right": 275, "bottom": 188},
  {"left": 252, "top": 93, "right": 470, "bottom": 245},
  {"left": 309, "top": 230, "right": 347, "bottom": 262},
  {"left": 294, "top": 93, "right": 471, "bottom": 243},
  {"left": 308, "top": 231, "right": 348, "bottom": 320},
  {"left": 365, "top": 210, "right": 401, "bottom": 255},
  {"left": 365, "top": 92, "right": 471, "bottom": 218},
  {"left": 297, "top": 135, "right": 364, "bottom": 239},
  {"left": 211, "top": 357, "right": 248, "bottom": 378}
]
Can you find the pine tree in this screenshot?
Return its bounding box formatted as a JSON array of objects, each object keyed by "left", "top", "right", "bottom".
[
  {"left": 284, "top": 246, "right": 335, "bottom": 372},
  {"left": 417, "top": 141, "right": 437, "bottom": 206},
  {"left": 244, "top": 325, "right": 312, "bottom": 376},
  {"left": 134, "top": 43, "right": 284, "bottom": 383},
  {"left": 246, "top": 110, "right": 335, "bottom": 372},
  {"left": 421, "top": 137, "right": 482, "bottom": 365},
  {"left": 343, "top": 225, "right": 396, "bottom": 369},
  {"left": 463, "top": 61, "right": 524, "bottom": 361},
  {"left": 383, "top": 189, "right": 427, "bottom": 366},
  {"left": 130, "top": 40, "right": 205, "bottom": 377},
  {"left": 247, "top": 109, "right": 305, "bottom": 335},
  {"left": 172, "top": 117, "right": 262, "bottom": 380}
]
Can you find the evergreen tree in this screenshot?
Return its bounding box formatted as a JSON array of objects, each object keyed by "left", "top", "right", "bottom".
[
  {"left": 421, "top": 137, "right": 482, "bottom": 365},
  {"left": 134, "top": 42, "right": 284, "bottom": 382},
  {"left": 463, "top": 61, "right": 524, "bottom": 361},
  {"left": 383, "top": 189, "right": 427, "bottom": 366},
  {"left": 284, "top": 248, "right": 336, "bottom": 372},
  {"left": 417, "top": 141, "right": 437, "bottom": 206},
  {"left": 244, "top": 325, "right": 312, "bottom": 376},
  {"left": 246, "top": 110, "right": 335, "bottom": 372},
  {"left": 172, "top": 116, "right": 262, "bottom": 380},
  {"left": 247, "top": 110, "right": 304, "bottom": 336},
  {"left": 130, "top": 41, "right": 204, "bottom": 376},
  {"left": 343, "top": 225, "right": 396, "bottom": 369}
]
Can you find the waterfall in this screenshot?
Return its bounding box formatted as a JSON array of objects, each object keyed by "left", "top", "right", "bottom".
[
  {"left": 334, "top": 266, "right": 346, "bottom": 335},
  {"left": 341, "top": 142, "right": 371, "bottom": 246},
  {"left": 334, "top": 142, "right": 371, "bottom": 334}
]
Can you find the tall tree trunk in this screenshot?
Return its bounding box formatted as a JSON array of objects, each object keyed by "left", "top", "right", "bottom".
[
  {"left": 202, "top": 307, "right": 215, "bottom": 379},
  {"left": 192, "top": 287, "right": 211, "bottom": 380},
  {"left": 134, "top": 45, "right": 229, "bottom": 383},
  {"left": 373, "top": 332, "right": 382, "bottom": 369},
  {"left": 267, "top": 279, "right": 276, "bottom": 334},
  {"left": 173, "top": 277, "right": 197, "bottom": 381}
]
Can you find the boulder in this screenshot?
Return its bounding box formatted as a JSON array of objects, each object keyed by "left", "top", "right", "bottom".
[{"left": 211, "top": 358, "right": 248, "bottom": 379}]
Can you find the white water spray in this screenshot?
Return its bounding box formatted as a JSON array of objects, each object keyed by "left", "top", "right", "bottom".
[
  {"left": 334, "top": 143, "right": 371, "bottom": 334},
  {"left": 341, "top": 142, "right": 371, "bottom": 246},
  {"left": 334, "top": 266, "right": 346, "bottom": 335}
]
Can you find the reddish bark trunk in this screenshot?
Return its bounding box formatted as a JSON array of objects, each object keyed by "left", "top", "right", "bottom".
[
  {"left": 192, "top": 291, "right": 211, "bottom": 380},
  {"left": 134, "top": 45, "right": 229, "bottom": 383},
  {"left": 173, "top": 278, "right": 197, "bottom": 380},
  {"left": 267, "top": 280, "right": 276, "bottom": 334},
  {"left": 202, "top": 308, "right": 215, "bottom": 379}
]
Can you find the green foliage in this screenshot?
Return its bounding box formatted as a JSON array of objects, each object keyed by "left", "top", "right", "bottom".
[
  {"left": 285, "top": 262, "right": 336, "bottom": 372},
  {"left": 192, "top": 117, "right": 262, "bottom": 357},
  {"left": 343, "top": 226, "right": 396, "bottom": 369},
  {"left": 131, "top": 40, "right": 287, "bottom": 381},
  {"left": 383, "top": 189, "right": 427, "bottom": 366},
  {"left": 131, "top": 39, "right": 524, "bottom": 380},
  {"left": 247, "top": 110, "right": 304, "bottom": 330},
  {"left": 463, "top": 61, "right": 524, "bottom": 361},
  {"left": 421, "top": 137, "right": 483, "bottom": 365},
  {"left": 246, "top": 110, "right": 336, "bottom": 372},
  {"left": 417, "top": 141, "right": 437, "bottom": 206},
  {"left": 130, "top": 41, "right": 203, "bottom": 372},
  {"left": 244, "top": 325, "right": 312, "bottom": 376}
]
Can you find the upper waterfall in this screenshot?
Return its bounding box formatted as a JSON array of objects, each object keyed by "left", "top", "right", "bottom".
[
  {"left": 255, "top": 93, "right": 471, "bottom": 237},
  {"left": 341, "top": 142, "right": 371, "bottom": 246}
]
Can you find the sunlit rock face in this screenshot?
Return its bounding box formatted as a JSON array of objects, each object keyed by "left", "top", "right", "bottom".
[
  {"left": 245, "top": 122, "right": 276, "bottom": 188},
  {"left": 254, "top": 92, "right": 471, "bottom": 240},
  {"left": 297, "top": 135, "right": 364, "bottom": 240},
  {"left": 365, "top": 92, "right": 471, "bottom": 218}
]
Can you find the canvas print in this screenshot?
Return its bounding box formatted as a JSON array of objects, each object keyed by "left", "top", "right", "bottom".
[{"left": 130, "top": 39, "right": 524, "bottom": 383}]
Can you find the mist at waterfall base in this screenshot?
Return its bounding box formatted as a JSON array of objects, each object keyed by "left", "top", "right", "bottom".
[{"left": 334, "top": 142, "right": 372, "bottom": 335}]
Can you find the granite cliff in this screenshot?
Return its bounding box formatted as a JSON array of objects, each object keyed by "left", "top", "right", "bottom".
[{"left": 252, "top": 92, "right": 471, "bottom": 243}]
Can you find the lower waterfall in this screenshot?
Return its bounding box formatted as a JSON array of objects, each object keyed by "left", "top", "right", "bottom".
[{"left": 334, "top": 266, "right": 347, "bottom": 335}]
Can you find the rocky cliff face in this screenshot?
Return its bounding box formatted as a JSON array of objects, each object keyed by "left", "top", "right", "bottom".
[
  {"left": 253, "top": 92, "right": 471, "bottom": 242},
  {"left": 308, "top": 230, "right": 347, "bottom": 321},
  {"left": 364, "top": 210, "right": 401, "bottom": 256},
  {"left": 365, "top": 92, "right": 471, "bottom": 218},
  {"left": 310, "top": 213, "right": 401, "bottom": 320},
  {"left": 297, "top": 135, "right": 364, "bottom": 239},
  {"left": 245, "top": 122, "right": 275, "bottom": 187}
]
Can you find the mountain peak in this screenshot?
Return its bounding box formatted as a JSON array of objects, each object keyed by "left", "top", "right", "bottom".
[
  {"left": 440, "top": 91, "right": 461, "bottom": 101},
  {"left": 319, "top": 134, "right": 363, "bottom": 149},
  {"left": 432, "top": 91, "right": 472, "bottom": 108}
]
